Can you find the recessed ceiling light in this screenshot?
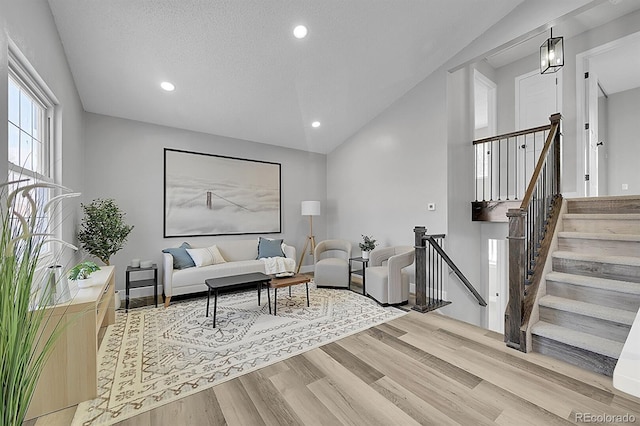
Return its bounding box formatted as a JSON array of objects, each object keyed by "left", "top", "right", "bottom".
[
  {"left": 293, "top": 25, "right": 308, "bottom": 39},
  {"left": 311, "top": 121, "right": 321, "bottom": 128},
  {"left": 160, "top": 81, "right": 175, "bottom": 91}
]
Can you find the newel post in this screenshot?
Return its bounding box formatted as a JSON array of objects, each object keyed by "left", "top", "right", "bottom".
[
  {"left": 412, "top": 226, "right": 429, "bottom": 313},
  {"left": 506, "top": 209, "right": 526, "bottom": 350}
]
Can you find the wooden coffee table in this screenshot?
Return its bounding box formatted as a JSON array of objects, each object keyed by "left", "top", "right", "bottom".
[
  {"left": 205, "top": 272, "right": 271, "bottom": 328},
  {"left": 269, "top": 273, "right": 311, "bottom": 315}
]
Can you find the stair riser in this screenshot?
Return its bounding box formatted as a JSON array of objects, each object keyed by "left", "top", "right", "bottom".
[
  {"left": 567, "top": 199, "right": 640, "bottom": 214},
  {"left": 558, "top": 237, "right": 640, "bottom": 257},
  {"left": 531, "top": 335, "right": 617, "bottom": 376},
  {"left": 553, "top": 257, "right": 640, "bottom": 284},
  {"left": 563, "top": 218, "right": 640, "bottom": 234},
  {"left": 539, "top": 307, "right": 630, "bottom": 343},
  {"left": 547, "top": 280, "right": 640, "bottom": 312}
]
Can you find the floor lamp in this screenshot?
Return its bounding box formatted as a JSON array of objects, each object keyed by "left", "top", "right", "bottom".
[{"left": 296, "top": 201, "right": 320, "bottom": 274}]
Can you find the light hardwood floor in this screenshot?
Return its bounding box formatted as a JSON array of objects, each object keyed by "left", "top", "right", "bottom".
[{"left": 28, "top": 302, "right": 640, "bottom": 426}]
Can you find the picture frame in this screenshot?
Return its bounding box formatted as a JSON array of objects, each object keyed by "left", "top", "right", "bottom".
[{"left": 163, "top": 148, "right": 281, "bottom": 237}]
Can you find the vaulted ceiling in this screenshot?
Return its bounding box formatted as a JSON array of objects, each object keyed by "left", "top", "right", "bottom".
[{"left": 47, "top": 0, "right": 521, "bottom": 154}]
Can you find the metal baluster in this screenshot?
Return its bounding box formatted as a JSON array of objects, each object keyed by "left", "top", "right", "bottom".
[
  {"left": 515, "top": 136, "right": 519, "bottom": 199},
  {"left": 482, "top": 144, "right": 486, "bottom": 201},
  {"left": 533, "top": 133, "right": 536, "bottom": 188},
  {"left": 529, "top": 200, "right": 533, "bottom": 276},
  {"left": 498, "top": 138, "right": 502, "bottom": 200},
  {"left": 435, "top": 240, "right": 439, "bottom": 303},
  {"left": 428, "top": 241, "right": 432, "bottom": 305},
  {"left": 490, "top": 141, "right": 493, "bottom": 201},
  {"left": 524, "top": 134, "right": 527, "bottom": 200},
  {"left": 433, "top": 240, "right": 440, "bottom": 304},
  {"left": 506, "top": 137, "right": 510, "bottom": 200},
  {"left": 537, "top": 180, "right": 542, "bottom": 250},
  {"left": 475, "top": 145, "right": 478, "bottom": 202},
  {"left": 440, "top": 237, "right": 444, "bottom": 302},
  {"left": 551, "top": 137, "right": 556, "bottom": 196}
]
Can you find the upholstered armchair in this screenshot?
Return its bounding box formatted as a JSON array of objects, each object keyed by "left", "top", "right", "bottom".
[
  {"left": 314, "top": 239, "right": 352, "bottom": 288},
  {"left": 365, "top": 246, "right": 414, "bottom": 305}
]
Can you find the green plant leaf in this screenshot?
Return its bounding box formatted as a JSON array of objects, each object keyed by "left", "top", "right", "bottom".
[{"left": 77, "top": 199, "right": 134, "bottom": 265}]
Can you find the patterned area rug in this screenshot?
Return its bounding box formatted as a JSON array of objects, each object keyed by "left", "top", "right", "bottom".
[{"left": 72, "top": 283, "right": 406, "bottom": 425}]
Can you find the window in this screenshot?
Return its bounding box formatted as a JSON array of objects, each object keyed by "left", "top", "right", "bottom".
[{"left": 8, "top": 47, "right": 58, "bottom": 244}]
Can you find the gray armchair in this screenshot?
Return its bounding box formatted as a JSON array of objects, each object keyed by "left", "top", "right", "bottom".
[
  {"left": 365, "top": 246, "right": 414, "bottom": 305},
  {"left": 314, "top": 239, "right": 352, "bottom": 288}
]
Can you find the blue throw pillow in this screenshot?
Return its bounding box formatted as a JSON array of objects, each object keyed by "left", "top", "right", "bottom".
[
  {"left": 162, "top": 242, "right": 195, "bottom": 269},
  {"left": 257, "top": 237, "right": 285, "bottom": 259}
]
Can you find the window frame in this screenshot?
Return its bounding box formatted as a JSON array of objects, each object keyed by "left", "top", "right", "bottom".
[{"left": 7, "top": 44, "right": 61, "bottom": 257}]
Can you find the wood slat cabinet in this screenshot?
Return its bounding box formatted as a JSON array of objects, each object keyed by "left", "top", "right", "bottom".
[{"left": 26, "top": 266, "right": 116, "bottom": 420}]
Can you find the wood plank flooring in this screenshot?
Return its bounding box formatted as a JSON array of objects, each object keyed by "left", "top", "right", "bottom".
[{"left": 28, "top": 307, "right": 640, "bottom": 426}]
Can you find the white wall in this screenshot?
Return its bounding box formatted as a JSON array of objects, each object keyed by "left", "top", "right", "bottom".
[
  {"left": 327, "top": 67, "right": 448, "bottom": 249},
  {"left": 1, "top": 0, "right": 85, "bottom": 265},
  {"left": 84, "top": 113, "right": 327, "bottom": 293},
  {"left": 606, "top": 87, "right": 640, "bottom": 195}
]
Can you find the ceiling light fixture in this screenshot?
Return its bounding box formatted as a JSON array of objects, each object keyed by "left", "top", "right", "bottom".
[
  {"left": 293, "top": 25, "right": 308, "bottom": 39},
  {"left": 160, "top": 81, "right": 175, "bottom": 91},
  {"left": 311, "top": 121, "right": 321, "bottom": 128},
  {"left": 540, "top": 28, "right": 564, "bottom": 74}
]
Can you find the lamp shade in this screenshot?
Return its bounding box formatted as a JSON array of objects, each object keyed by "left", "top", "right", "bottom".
[{"left": 301, "top": 201, "right": 320, "bottom": 216}]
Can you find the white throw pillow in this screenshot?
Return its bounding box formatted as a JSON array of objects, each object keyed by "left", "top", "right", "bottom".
[{"left": 186, "top": 245, "right": 226, "bottom": 267}]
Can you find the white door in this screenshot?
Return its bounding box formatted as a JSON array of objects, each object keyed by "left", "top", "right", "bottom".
[
  {"left": 515, "top": 70, "right": 561, "bottom": 196},
  {"left": 585, "top": 68, "right": 599, "bottom": 196}
]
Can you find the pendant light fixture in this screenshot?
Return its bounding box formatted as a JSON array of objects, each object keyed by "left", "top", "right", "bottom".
[{"left": 540, "top": 28, "right": 564, "bottom": 74}]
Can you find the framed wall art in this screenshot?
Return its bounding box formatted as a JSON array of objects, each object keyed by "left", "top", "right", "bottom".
[{"left": 164, "top": 148, "right": 281, "bottom": 237}]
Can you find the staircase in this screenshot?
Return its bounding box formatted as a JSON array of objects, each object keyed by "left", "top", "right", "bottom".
[{"left": 530, "top": 196, "right": 640, "bottom": 376}]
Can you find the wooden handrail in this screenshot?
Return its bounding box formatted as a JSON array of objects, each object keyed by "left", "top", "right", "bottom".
[
  {"left": 520, "top": 114, "right": 561, "bottom": 208},
  {"left": 472, "top": 124, "right": 551, "bottom": 145}
]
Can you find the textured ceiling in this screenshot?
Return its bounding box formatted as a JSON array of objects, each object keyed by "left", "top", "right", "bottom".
[{"left": 48, "top": 0, "right": 521, "bottom": 154}]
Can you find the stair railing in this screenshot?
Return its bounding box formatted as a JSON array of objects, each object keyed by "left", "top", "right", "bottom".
[
  {"left": 473, "top": 124, "right": 553, "bottom": 203},
  {"left": 413, "top": 227, "right": 487, "bottom": 313},
  {"left": 505, "top": 113, "right": 563, "bottom": 351}
]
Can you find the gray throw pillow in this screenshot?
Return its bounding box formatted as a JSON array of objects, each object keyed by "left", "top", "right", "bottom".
[
  {"left": 162, "top": 242, "right": 195, "bottom": 269},
  {"left": 257, "top": 237, "right": 285, "bottom": 259}
]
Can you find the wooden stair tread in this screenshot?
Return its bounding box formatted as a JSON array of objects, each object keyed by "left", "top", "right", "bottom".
[
  {"left": 567, "top": 195, "right": 640, "bottom": 202},
  {"left": 552, "top": 251, "right": 640, "bottom": 267},
  {"left": 563, "top": 213, "right": 640, "bottom": 220},
  {"left": 531, "top": 321, "right": 624, "bottom": 359},
  {"left": 546, "top": 271, "right": 640, "bottom": 295},
  {"left": 558, "top": 232, "right": 640, "bottom": 242},
  {"left": 539, "top": 295, "right": 636, "bottom": 325}
]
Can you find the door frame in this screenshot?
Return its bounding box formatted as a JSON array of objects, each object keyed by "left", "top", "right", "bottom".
[{"left": 575, "top": 30, "right": 640, "bottom": 197}]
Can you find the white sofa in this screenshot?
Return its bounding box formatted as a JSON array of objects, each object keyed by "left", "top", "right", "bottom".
[{"left": 162, "top": 239, "right": 296, "bottom": 306}]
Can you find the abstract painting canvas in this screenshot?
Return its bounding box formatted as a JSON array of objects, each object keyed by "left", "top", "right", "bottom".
[{"left": 164, "top": 149, "right": 281, "bottom": 237}]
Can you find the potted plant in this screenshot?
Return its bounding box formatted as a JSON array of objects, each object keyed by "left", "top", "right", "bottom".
[
  {"left": 1, "top": 179, "right": 79, "bottom": 425},
  {"left": 68, "top": 261, "right": 101, "bottom": 288},
  {"left": 77, "top": 198, "right": 134, "bottom": 265},
  {"left": 359, "top": 234, "right": 378, "bottom": 260}
]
